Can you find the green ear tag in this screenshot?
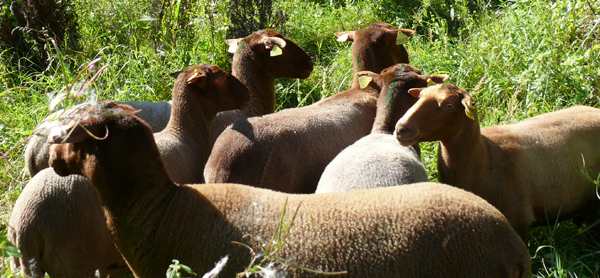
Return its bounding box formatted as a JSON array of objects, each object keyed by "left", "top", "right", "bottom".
[
  {"left": 396, "top": 32, "right": 409, "bottom": 45},
  {"left": 270, "top": 45, "right": 283, "bottom": 56},
  {"left": 464, "top": 101, "right": 475, "bottom": 120},
  {"left": 358, "top": 76, "right": 372, "bottom": 89}
]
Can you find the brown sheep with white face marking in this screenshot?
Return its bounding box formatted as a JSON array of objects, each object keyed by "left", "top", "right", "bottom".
[
  {"left": 7, "top": 64, "right": 250, "bottom": 278},
  {"left": 316, "top": 64, "right": 449, "bottom": 193},
  {"left": 204, "top": 23, "right": 415, "bottom": 193},
  {"left": 395, "top": 83, "right": 600, "bottom": 239},
  {"left": 209, "top": 29, "right": 314, "bottom": 146},
  {"left": 47, "top": 101, "right": 530, "bottom": 278}
]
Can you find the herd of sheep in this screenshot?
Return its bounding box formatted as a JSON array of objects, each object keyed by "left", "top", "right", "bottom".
[{"left": 6, "top": 22, "right": 600, "bottom": 278}]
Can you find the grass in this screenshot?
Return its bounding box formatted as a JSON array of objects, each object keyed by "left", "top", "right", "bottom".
[{"left": 1, "top": 0, "right": 600, "bottom": 276}]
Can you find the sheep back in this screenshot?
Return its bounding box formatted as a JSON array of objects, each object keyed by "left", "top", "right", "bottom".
[
  {"left": 316, "top": 134, "right": 428, "bottom": 193},
  {"left": 7, "top": 168, "right": 129, "bottom": 278}
]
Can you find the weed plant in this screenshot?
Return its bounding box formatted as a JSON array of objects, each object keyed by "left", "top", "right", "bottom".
[{"left": 1, "top": 0, "right": 599, "bottom": 276}]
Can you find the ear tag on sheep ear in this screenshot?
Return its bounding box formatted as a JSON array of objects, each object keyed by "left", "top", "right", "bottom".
[
  {"left": 270, "top": 45, "right": 283, "bottom": 57},
  {"left": 186, "top": 69, "right": 202, "bottom": 84},
  {"left": 465, "top": 101, "right": 475, "bottom": 120},
  {"left": 358, "top": 76, "right": 373, "bottom": 89},
  {"left": 396, "top": 32, "right": 409, "bottom": 45},
  {"left": 337, "top": 33, "right": 349, "bottom": 42},
  {"left": 427, "top": 78, "right": 438, "bottom": 87}
]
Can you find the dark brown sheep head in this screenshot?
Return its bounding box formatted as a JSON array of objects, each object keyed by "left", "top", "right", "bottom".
[
  {"left": 170, "top": 64, "right": 251, "bottom": 112},
  {"left": 395, "top": 84, "right": 477, "bottom": 146},
  {"left": 356, "top": 64, "right": 449, "bottom": 133},
  {"left": 336, "top": 22, "right": 416, "bottom": 75},
  {"left": 227, "top": 29, "right": 314, "bottom": 79},
  {"left": 47, "top": 101, "right": 159, "bottom": 181}
]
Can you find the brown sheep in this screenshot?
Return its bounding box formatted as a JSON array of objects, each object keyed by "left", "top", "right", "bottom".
[
  {"left": 23, "top": 29, "right": 311, "bottom": 178},
  {"left": 7, "top": 64, "right": 250, "bottom": 278},
  {"left": 204, "top": 23, "right": 415, "bottom": 193},
  {"left": 24, "top": 100, "right": 172, "bottom": 177},
  {"left": 335, "top": 22, "right": 416, "bottom": 88},
  {"left": 395, "top": 83, "right": 600, "bottom": 239},
  {"left": 47, "top": 100, "right": 530, "bottom": 278},
  {"left": 209, "top": 29, "right": 314, "bottom": 146},
  {"left": 316, "top": 64, "right": 449, "bottom": 193}
]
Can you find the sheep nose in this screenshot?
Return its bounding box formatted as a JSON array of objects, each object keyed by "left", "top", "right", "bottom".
[{"left": 394, "top": 122, "right": 418, "bottom": 145}]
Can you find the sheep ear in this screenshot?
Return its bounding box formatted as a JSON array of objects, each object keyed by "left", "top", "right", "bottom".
[
  {"left": 170, "top": 71, "right": 183, "bottom": 79},
  {"left": 226, "top": 38, "right": 244, "bottom": 53},
  {"left": 186, "top": 69, "right": 207, "bottom": 86},
  {"left": 356, "top": 71, "right": 378, "bottom": 89},
  {"left": 47, "top": 124, "right": 94, "bottom": 144},
  {"left": 388, "top": 29, "right": 414, "bottom": 45},
  {"left": 461, "top": 96, "right": 476, "bottom": 120},
  {"left": 258, "top": 36, "right": 287, "bottom": 56},
  {"left": 335, "top": 31, "right": 355, "bottom": 42},
  {"left": 408, "top": 88, "right": 423, "bottom": 98},
  {"left": 427, "top": 74, "right": 450, "bottom": 85}
]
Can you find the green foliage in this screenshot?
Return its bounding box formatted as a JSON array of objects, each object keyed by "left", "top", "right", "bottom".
[
  {"left": 166, "top": 259, "right": 197, "bottom": 278},
  {"left": 1, "top": 0, "right": 600, "bottom": 276}
]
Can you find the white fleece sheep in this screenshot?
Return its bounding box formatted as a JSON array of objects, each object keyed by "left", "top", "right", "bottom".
[
  {"left": 47, "top": 100, "right": 531, "bottom": 278},
  {"left": 316, "top": 64, "right": 448, "bottom": 193}
]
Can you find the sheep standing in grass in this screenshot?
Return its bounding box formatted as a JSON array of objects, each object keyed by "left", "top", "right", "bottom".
[
  {"left": 204, "top": 23, "right": 415, "bottom": 193},
  {"left": 7, "top": 64, "right": 250, "bottom": 278},
  {"left": 48, "top": 101, "right": 530, "bottom": 278},
  {"left": 316, "top": 64, "right": 448, "bottom": 193},
  {"left": 209, "top": 29, "right": 314, "bottom": 145},
  {"left": 395, "top": 83, "right": 600, "bottom": 239}
]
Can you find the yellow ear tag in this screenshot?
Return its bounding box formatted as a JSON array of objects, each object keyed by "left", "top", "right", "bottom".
[
  {"left": 186, "top": 69, "right": 201, "bottom": 84},
  {"left": 464, "top": 101, "right": 475, "bottom": 120},
  {"left": 270, "top": 44, "right": 283, "bottom": 57},
  {"left": 427, "top": 78, "right": 438, "bottom": 87},
  {"left": 396, "top": 32, "right": 409, "bottom": 45},
  {"left": 358, "top": 76, "right": 372, "bottom": 89},
  {"left": 337, "top": 33, "right": 349, "bottom": 42},
  {"left": 227, "top": 41, "right": 238, "bottom": 53}
]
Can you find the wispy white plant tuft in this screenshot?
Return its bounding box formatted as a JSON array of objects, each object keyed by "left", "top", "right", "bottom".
[{"left": 202, "top": 255, "right": 229, "bottom": 278}]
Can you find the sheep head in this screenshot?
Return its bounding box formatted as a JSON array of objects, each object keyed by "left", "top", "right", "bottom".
[
  {"left": 358, "top": 64, "right": 450, "bottom": 133},
  {"left": 395, "top": 84, "right": 477, "bottom": 146},
  {"left": 227, "top": 29, "right": 313, "bottom": 80},
  {"left": 335, "top": 22, "right": 416, "bottom": 75},
  {"left": 170, "top": 64, "right": 251, "bottom": 112},
  {"left": 47, "top": 101, "right": 159, "bottom": 180}
]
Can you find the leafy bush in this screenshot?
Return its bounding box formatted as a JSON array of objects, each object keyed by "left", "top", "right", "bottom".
[{"left": 0, "top": 0, "right": 80, "bottom": 71}]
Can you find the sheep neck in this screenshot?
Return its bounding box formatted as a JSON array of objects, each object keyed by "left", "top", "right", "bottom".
[
  {"left": 437, "top": 117, "right": 489, "bottom": 193},
  {"left": 233, "top": 49, "right": 277, "bottom": 117},
  {"left": 162, "top": 82, "right": 215, "bottom": 144},
  {"left": 371, "top": 83, "right": 416, "bottom": 134}
]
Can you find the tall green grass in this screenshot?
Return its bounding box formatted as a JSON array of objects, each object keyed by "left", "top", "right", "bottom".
[{"left": 1, "top": 0, "right": 599, "bottom": 276}]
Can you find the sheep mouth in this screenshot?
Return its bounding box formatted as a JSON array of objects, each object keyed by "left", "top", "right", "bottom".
[{"left": 394, "top": 130, "right": 420, "bottom": 146}]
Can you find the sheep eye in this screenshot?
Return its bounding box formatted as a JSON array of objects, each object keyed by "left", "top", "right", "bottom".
[{"left": 445, "top": 103, "right": 454, "bottom": 110}]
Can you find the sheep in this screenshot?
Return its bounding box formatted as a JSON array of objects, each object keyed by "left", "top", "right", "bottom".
[
  {"left": 394, "top": 83, "right": 600, "bottom": 239},
  {"left": 24, "top": 29, "right": 311, "bottom": 178},
  {"left": 209, "top": 29, "right": 314, "bottom": 146},
  {"left": 24, "top": 100, "right": 172, "bottom": 177},
  {"left": 204, "top": 23, "right": 415, "bottom": 193},
  {"left": 335, "top": 22, "right": 416, "bottom": 88},
  {"left": 7, "top": 168, "right": 130, "bottom": 278},
  {"left": 7, "top": 64, "right": 250, "bottom": 278},
  {"left": 315, "top": 64, "right": 449, "bottom": 193},
  {"left": 46, "top": 100, "right": 531, "bottom": 278}
]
